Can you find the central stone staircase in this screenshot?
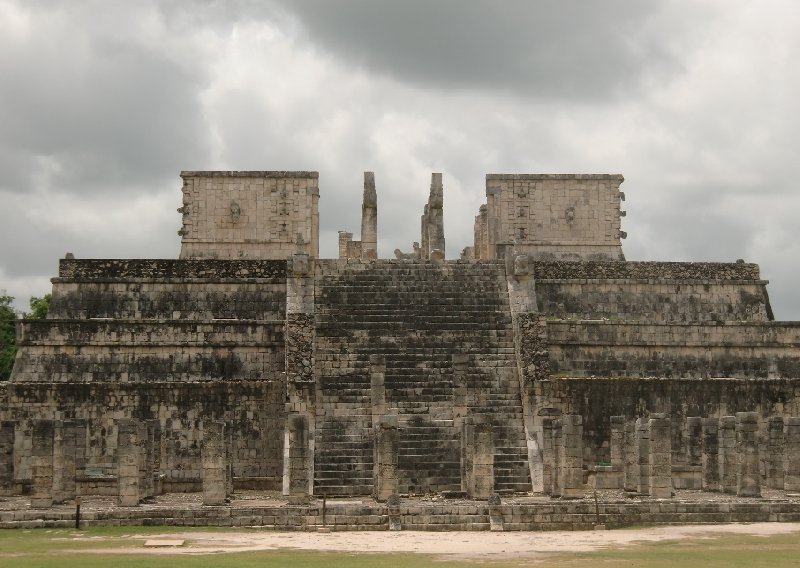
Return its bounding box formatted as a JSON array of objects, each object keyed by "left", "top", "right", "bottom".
[{"left": 313, "top": 260, "right": 530, "bottom": 496}]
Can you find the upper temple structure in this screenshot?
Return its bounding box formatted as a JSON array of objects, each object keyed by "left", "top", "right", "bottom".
[{"left": 2, "top": 169, "right": 800, "bottom": 525}]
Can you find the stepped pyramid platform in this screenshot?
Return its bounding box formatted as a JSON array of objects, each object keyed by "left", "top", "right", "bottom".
[{"left": 1, "top": 169, "right": 800, "bottom": 531}]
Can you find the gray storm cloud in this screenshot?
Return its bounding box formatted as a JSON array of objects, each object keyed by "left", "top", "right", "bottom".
[{"left": 0, "top": 0, "right": 798, "bottom": 319}]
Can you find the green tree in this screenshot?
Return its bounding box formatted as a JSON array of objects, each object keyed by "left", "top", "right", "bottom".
[
  {"left": 27, "top": 293, "right": 51, "bottom": 319},
  {"left": 0, "top": 294, "right": 17, "bottom": 381}
]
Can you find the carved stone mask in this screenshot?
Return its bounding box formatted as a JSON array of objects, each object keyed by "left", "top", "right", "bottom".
[
  {"left": 230, "top": 201, "right": 241, "bottom": 223},
  {"left": 565, "top": 207, "right": 575, "bottom": 225}
]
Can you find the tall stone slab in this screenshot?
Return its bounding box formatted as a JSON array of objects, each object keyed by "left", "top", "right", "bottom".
[
  {"left": 202, "top": 421, "right": 227, "bottom": 506},
  {"left": 610, "top": 416, "right": 625, "bottom": 489},
  {"left": 623, "top": 419, "right": 638, "bottom": 492},
  {"left": 636, "top": 417, "right": 650, "bottom": 495},
  {"left": 421, "top": 173, "right": 445, "bottom": 259},
  {"left": 719, "top": 416, "right": 737, "bottom": 494},
  {"left": 766, "top": 416, "right": 785, "bottom": 490},
  {"left": 52, "top": 419, "right": 82, "bottom": 503},
  {"left": 736, "top": 412, "right": 761, "bottom": 498},
  {"left": 648, "top": 414, "right": 672, "bottom": 498},
  {"left": 541, "top": 417, "right": 555, "bottom": 496},
  {"left": 685, "top": 417, "right": 703, "bottom": 468},
  {"left": 30, "top": 420, "right": 54, "bottom": 508},
  {"left": 785, "top": 417, "right": 800, "bottom": 492},
  {"left": 287, "top": 413, "right": 310, "bottom": 504},
  {"left": 702, "top": 418, "right": 720, "bottom": 492},
  {"left": 117, "top": 419, "right": 141, "bottom": 507},
  {"left": 0, "top": 422, "right": 14, "bottom": 496},
  {"left": 462, "top": 415, "right": 494, "bottom": 499},
  {"left": 550, "top": 419, "right": 562, "bottom": 498},
  {"left": 360, "top": 172, "right": 378, "bottom": 260},
  {"left": 560, "top": 415, "right": 584, "bottom": 499},
  {"left": 374, "top": 415, "right": 398, "bottom": 501},
  {"left": 284, "top": 248, "right": 316, "bottom": 497}
]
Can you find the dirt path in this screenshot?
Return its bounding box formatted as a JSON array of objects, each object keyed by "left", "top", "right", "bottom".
[{"left": 76, "top": 522, "right": 800, "bottom": 557}]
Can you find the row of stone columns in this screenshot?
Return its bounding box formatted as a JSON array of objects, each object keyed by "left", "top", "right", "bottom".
[{"left": 611, "top": 412, "right": 800, "bottom": 498}]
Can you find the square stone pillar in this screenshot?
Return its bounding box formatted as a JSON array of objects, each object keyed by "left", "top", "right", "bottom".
[
  {"left": 623, "top": 419, "right": 638, "bottom": 492},
  {"left": 541, "top": 417, "right": 555, "bottom": 496},
  {"left": 609, "top": 416, "right": 624, "bottom": 488},
  {"left": 0, "top": 421, "right": 16, "bottom": 496},
  {"left": 785, "top": 417, "right": 800, "bottom": 492},
  {"left": 560, "top": 415, "right": 584, "bottom": 499},
  {"left": 766, "top": 416, "right": 785, "bottom": 490},
  {"left": 719, "top": 416, "right": 737, "bottom": 494},
  {"left": 463, "top": 415, "right": 495, "bottom": 499},
  {"left": 225, "top": 422, "right": 234, "bottom": 498},
  {"left": 201, "top": 420, "right": 227, "bottom": 506},
  {"left": 117, "top": 418, "right": 141, "bottom": 507},
  {"left": 735, "top": 412, "right": 761, "bottom": 498},
  {"left": 30, "top": 420, "right": 55, "bottom": 508},
  {"left": 550, "top": 419, "right": 562, "bottom": 498},
  {"left": 701, "top": 418, "right": 720, "bottom": 492},
  {"left": 287, "top": 413, "right": 310, "bottom": 505},
  {"left": 685, "top": 417, "right": 703, "bottom": 467},
  {"left": 52, "top": 420, "right": 82, "bottom": 503},
  {"left": 648, "top": 414, "right": 672, "bottom": 498},
  {"left": 374, "top": 415, "right": 399, "bottom": 501},
  {"left": 472, "top": 418, "right": 495, "bottom": 500},
  {"left": 636, "top": 417, "right": 650, "bottom": 495}
]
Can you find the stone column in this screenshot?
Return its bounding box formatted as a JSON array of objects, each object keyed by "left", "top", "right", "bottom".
[
  {"left": 702, "top": 418, "right": 720, "bottom": 492},
  {"left": 736, "top": 412, "right": 761, "bottom": 498},
  {"left": 117, "top": 419, "right": 141, "bottom": 507},
  {"left": 766, "top": 416, "right": 785, "bottom": 490},
  {"left": 785, "top": 417, "right": 800, "bottom": 492},
  {"left": 202, "top": 421, "right": 227, "bottom": 506},
  {"left": 225, "top": 421, "right": 234, "bottom": 498},
  {"left": 360, "top": 171, "right": 378, "bottom": 260},
  {"left": 424, "top": 173, "right": 445, "bottom": 258},
  {"left": 541, "top": 417, "right": 555, "bottom": 495},
  {"left": 30, "top": 420, "right": 55, "bottom": 508},
  {"left": 685, "top": 417, "right": 703, "bottom": 467},
  {"left": 472, "top": 417, "right": 494, "bottom": 500},
  {"left": 718, "top": 416, "right": 737, "bottom": 493},
  {"left": 287, "top": 413, "right": 310, "bottom": 504},
  {"left": 0, "top": 422, "right": 14, "bottom": 496},
  {"left": 550, "top": 419, "right": 562, "bottom": 498},
  {"left": 636, "top": 417, "right": 650, "bottom": 496},
  {"left": 560, "top": 415, "right": 584, "bottom": 499},
  {"left": 648, "top": 414, "right": 672, "bottom": 498},
  {"left": 285, "top": 250, "right": 316, "bottom": 497},
  {"left": 623, "top": 419, "right": 638, "bottom": 492},
  {"left": 610, "top": 416, "right": 625, "bottom": 489},
  {"left": 374, "top": 415, "right": 398, "bottom": 501},
  {"left": 52, "top": 420, "right": 81, "bottom": 503}
]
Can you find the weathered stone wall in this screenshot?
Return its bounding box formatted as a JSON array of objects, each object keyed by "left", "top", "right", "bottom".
[
  {"left": 0, "top": 381, "right": 286, "bottom": 491},
  {"left": 536, "top": 280, "right": 771, "bottom": 322},
  {"left": 534, "top": 377, "right": 800, "bottom": 465},
  {"left": 12, "top": 321, "right": 284, "bottom": 383},
  {"left": 479, "top": 174, "right": 624, "bottom": 261},
  {"left": 178, "top": 171, "right": 319, "bottom": 259},
  {"left": 546, "top": 321, "right": 800, "bottom": 379}
]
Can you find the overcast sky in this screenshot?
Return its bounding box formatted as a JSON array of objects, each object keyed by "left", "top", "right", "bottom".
[{"left": 1, "top": 0, "right": 798, "bottom": 318}]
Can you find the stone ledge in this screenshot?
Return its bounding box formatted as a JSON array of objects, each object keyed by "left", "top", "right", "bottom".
[{"left": 180, "top": 171, "right": 319, "bottom": 179}]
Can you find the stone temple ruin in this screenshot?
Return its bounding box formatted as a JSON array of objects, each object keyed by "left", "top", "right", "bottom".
[{"left": 2, "top": 169, "right": 800, "bottom": 530}]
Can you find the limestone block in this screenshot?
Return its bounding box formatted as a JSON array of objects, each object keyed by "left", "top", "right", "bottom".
[
  {"left": 0, "top": 422, "right": 15, "bottom": 496},
  {"left": 701, "top": 418, "right": 720, "bottom": 492},
  {"left": 766, "top": 416, "right": 785, "bottom": 490},
  {"left": 560, "top": 415, "right": 584, "bottom": 499},
  {"left": 30, "top": 420, "right": 55, "bottom": 509},
  {"left": 648, "top": 414, "right": 672, "bottom": 499}
]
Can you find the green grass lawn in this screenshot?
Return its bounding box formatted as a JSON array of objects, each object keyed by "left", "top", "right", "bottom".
[{"left": 1, "top": 527, "right": 800, "bottom": 568}]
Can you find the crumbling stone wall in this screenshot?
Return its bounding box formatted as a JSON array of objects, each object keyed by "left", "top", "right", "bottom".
[{"left": 546, "top": 321, "right": 800, "bottom": 379}]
